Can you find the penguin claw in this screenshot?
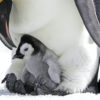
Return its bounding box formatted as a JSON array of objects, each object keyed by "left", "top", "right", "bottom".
[{"left": 2, "top": 73, "right": 26, "bottom": 94}]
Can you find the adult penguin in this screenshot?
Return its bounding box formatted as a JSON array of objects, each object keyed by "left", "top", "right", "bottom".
[{"left": 1, "top": 0, "right": 100, "bottom": 95}]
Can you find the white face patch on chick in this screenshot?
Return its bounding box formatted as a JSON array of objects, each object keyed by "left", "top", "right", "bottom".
[{"left": 20, "top": 43, "right": 34, "bottom": 59}]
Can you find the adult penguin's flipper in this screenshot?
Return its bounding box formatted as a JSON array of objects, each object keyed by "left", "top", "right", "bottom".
[
  {"left": 75, "top": 0, "right": 100, "bottom": 47},
  {"left": 94, "top": 0, "right": 100, "bottom": 22}
]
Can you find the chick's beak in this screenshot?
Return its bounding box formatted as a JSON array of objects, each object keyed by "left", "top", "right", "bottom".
[{"left": 13, "top": 54, "right": 24, "bottom": 59}]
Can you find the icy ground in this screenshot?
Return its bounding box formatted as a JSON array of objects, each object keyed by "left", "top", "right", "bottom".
[{"left": 0, "top": 41, "right": 100, "bottom": 100}]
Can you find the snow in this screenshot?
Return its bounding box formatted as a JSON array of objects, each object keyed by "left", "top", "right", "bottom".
[{"left": 0, "top": 41, "right": 100, "bottom": 100}]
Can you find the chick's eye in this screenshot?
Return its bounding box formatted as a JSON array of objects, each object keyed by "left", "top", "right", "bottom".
[{"left": 24, "top": 48, "right": 28, "bottom": 51}]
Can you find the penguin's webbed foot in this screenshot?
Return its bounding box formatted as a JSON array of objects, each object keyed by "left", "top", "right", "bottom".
[{"left": 2, "top": 73, "right": 26, "bottom": 95}]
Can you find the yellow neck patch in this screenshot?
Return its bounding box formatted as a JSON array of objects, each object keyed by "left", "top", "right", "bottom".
[{"left": 0, "top": 0, "right": 3, "bottom": 3}]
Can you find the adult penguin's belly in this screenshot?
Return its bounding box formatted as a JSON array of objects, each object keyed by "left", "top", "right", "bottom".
[{"left": 57, "top": 41, "right": 99, "bottom": 93}]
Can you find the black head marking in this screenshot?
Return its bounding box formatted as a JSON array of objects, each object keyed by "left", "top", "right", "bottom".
[
  {"left": 13, "top": 35, "right": 46, "bottom": 59},
  {"left": 20, "top": 35, "right": 46, "bottom": 55}
]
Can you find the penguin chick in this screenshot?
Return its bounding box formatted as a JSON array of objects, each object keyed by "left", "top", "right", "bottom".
[{"left": 13, "top": 34, "right": 61, "bottom": 94}]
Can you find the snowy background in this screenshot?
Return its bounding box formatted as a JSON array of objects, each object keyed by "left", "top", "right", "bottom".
[{"left": 0, "top": 41, "right": 100, "bottom": 100}]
